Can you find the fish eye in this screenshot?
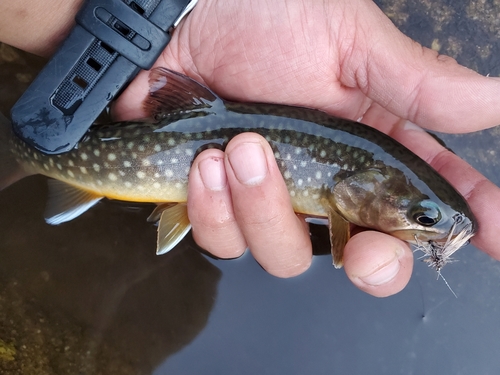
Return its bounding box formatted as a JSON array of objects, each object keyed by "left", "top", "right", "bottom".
[{"left": 411, "top": 200, "right": 442, "bottom": 227}]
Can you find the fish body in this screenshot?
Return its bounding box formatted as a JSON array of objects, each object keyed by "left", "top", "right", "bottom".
[{"left": 0, "top": 68, "right": 476, "bottom": 269}]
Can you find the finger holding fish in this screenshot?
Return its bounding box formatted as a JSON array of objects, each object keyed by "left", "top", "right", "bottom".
[
  {"left": 222, "top": 133, "right": 313, "bottom": 278},
  {"left": 187, "top": 148, "right": 247, "bottom": 259},
  {"left": 343, "top": 231, "right": 414, "bottom": 298}
]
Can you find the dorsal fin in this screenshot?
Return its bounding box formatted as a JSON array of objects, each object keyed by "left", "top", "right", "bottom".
[
  {"left": 44, "top": 180, "right": 103, "bottom": 225},
  {"left": 143, "top": 68, "right": 221, "bottom": 120}
]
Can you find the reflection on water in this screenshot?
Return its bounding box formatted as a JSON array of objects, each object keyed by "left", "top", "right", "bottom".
[
  {"left": 2, "top": 1, "right": 500, "bottom": 374},
  {"left": 0, "top": 177, "right": 220, "bottom": 374}
]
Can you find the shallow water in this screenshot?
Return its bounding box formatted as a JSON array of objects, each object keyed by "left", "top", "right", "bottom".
[{"left": 1, "top": 1, "right": 500, "bottom": 374}]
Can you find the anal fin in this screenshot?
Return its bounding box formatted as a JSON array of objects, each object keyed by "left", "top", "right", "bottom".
[
  {"left": 155, "top": 203, "right": 192, "bottom": 255},
  {"left": 328, "top": 208, "right": 350, "bottom": 269},
  {"left": 44, "top": 179, "right": 103, "bottom": 225}
]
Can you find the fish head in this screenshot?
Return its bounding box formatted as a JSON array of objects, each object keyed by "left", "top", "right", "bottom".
[{"left": 331, "top": 168, "right": 477, "bottom": 266}]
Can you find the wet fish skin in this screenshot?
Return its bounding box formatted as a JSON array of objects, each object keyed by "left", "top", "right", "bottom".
[{"left": 0, "top": 68, "right": 477, "bottom": 268}]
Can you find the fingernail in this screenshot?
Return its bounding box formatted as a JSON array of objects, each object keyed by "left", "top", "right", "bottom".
[
  {"left": 227, "top": 142, "right": 268, "bottom": 186},
  {"left": 198, "top": 156, "right": 227, "bottom": 191},
  {"left": 359, "top": 255, "right": 400, "bottom": 286},
  {"left": 402, "top": 120, "right": 424, "bottom": 132}
]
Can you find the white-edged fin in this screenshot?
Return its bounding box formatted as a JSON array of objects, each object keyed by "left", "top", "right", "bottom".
[
  {"left": 156, "top": 203, "right": 191, "bottom": 255},
  {"left": 44, "top": 179, "right": 103, "bottom": 225},
  {"left": 147, "top": 202, "right": 179, "bottom": 223},
  {"left": 328, "top": 208, "right": 350, "bottom": 269},
  {"left": 143, "top": 68, "right": 222, "bottom": 120}
]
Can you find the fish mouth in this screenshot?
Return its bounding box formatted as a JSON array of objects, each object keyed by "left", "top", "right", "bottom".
[
  {"left": 412, "top": 219, "right": 475, "bottom": 272},
  {"left": 390, "top": 215, "right": 476, "bottom": 272}
]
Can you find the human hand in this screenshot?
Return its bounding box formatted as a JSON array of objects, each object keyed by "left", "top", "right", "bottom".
[{"left": 111, "top": 0, "right": 500, "bottom": 297}]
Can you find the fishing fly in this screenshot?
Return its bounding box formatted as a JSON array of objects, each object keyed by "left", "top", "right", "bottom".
[{"left": 413, "top": 214, "right": 475, "bottom": 297}]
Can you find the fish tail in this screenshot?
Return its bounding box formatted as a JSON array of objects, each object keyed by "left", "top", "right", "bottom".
[{"left": 0, "top": 111, "right": 28, "bottom": 191}]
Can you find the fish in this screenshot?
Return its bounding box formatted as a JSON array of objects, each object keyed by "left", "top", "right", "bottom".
[{"left": 0, "top": 67, "right": 477, "bottom": 270}]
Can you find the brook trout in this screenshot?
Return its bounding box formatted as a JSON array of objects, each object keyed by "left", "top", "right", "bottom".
[{"left": 0, "top": 68, "right": 476, "bottom": 270}]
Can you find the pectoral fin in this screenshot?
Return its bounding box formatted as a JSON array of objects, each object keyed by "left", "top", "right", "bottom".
[
  {"left": 156, "top": 203, "right": 192, "bottom": 255},
  {"left": 328, "top": 208, "right": 350, "bottom": 269},
  {"left": 44, "top": 180, "right": 103, "bottom": 225}
]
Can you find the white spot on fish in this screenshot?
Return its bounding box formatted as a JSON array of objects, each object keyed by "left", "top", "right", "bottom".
[
  {"left": 108, "top": 173, "right": 118, "bottom": 181},
  {"left": 80, "top": 167, "right": 87, "bottom": 174},
  {"left": 175, "top": 182, "right": 183, "bottom": 189},
  {"left": 300, "top": 161, "right": 307, "bottom": 168},
  {"left": 43, "top": 164, "right": 49, "bottom": 170},
  {"left": 108, "top": 153, "right": 116, "bottom": 161},
  {"left": 68, "top": 160, "right": 74, "bottom": 167},
  {"left": 127, "top": 142, "right": 134, "bottom": 149},
  {"left": 67, "top": 170, "right": 75, "bottom": 178},
  {"left": 97, "top": 180, "right": 103, "bottom": 186},
  {"left": 185, "top": 149, "right": 193, "bottom": 157},
  {"left": 171, "top": 158, "right": 178, "bottom": 164},
  {"left": 143, "top": 135, "right": 150, "bottom": 142},
  {"left": 297, "top": 179, "right": 303, "bottom": 186},
  {"left": 57, "top": 164, "right": 63, "bottom": 170},
  {"left": 119, "top": 170, "right": 126, "bottom": 177},
  {"left": 124, "top": 181, "right": 132, "bottom": 188},
  {"left": 302, "top": 190, "right": 309, "bottom": 197},
  {"left": 168, "top": 138, "right": 176, "bottom": 146},
  {"left": 315, "top": 171, "right": 322, "bottom": 179},
  {"left": 136, "top": 171, "right": 146, "bottom": 179},
  {"left": 123, "top": 161, "right": 131, "bottom": 167},
  {"left": 137, "top": 185, "right": 146, "bottom": 191},
  {"left": 154, "top": 173, "right": 160, "bottom": 178},
  {"left": 290, "top": 190, "right": 296, "bottom": 197},
  {"left": 93, "top": 164, "right": 100, "bottom": 172},
  {"left": 81, "top": 153, "right": 88, "bottom": 161},
  {"left": 156, "top": 160, "right": 164, "bottom": 166},
  {"left": 93, "top": 149, "right": 100, "bottom": 157},
  {"left": 154, "top": 144, "right": 161, "bottom": 152},
  {"left": 284, "top": 171, "right": 292, "bottom": 179},
  {"left": 142, "top": 159, "right": 151, "bottom": 167},
  {"left": 320, "top": 150, "right": 326, "bottom": 158},
  {"left": 274, "top": 152, "right": 280, "bottom": 158},
  {"left": 165, "top": 170, "right": 174, "bottom": 178},
  {"left": 153, "top": 182, "right": 161, "bottom": 189},
  {"left": 138, "top": 145, "right": 146, "bottom": 152}
]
